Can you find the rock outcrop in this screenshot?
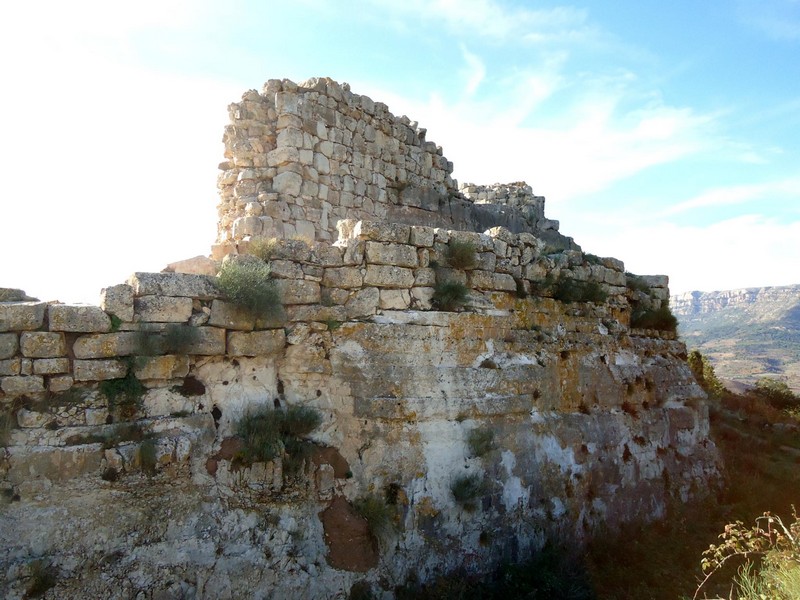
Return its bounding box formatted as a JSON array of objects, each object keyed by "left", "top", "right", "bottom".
[{"left": 0, "top": 78, "right": 719, "bottom": 599}]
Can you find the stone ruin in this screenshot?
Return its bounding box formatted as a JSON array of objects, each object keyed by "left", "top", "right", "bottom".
[{"left": 0, "top": 77, "right": 719, "bottom": 599}]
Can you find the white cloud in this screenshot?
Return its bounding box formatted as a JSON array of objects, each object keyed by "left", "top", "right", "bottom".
[
  {"left": 660, "top": 178, "right": 800, "bottom": 216},
  {"left": 460, "top": 45, "right": 486, "bottom": 96}
]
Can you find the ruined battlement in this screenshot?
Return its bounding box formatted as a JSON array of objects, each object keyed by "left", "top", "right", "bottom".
[{"left": 214, "top": 77, "right": 574, "bottom": 260}]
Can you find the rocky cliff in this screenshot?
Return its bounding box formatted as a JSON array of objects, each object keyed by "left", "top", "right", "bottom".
[
  {"left": 673, "top": 285, "right": 800, "bottom": 392},
  {"left": 0, "top": 78, "right": 720, "bottom": 600}
]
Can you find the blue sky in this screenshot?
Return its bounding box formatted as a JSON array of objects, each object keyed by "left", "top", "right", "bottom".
[{"left": 1, "top": 0, "right": 798, "bottom": 303}]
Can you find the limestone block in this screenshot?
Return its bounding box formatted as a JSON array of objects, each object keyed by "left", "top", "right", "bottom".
[
  {"left": 571, "top": 266, "right": 591, "bottom": 282},
  {"left": 128, "top": 272, "right": 221, "bottom": 300},
  {"left": 524, "top": 262, "right": 549, "bottom": 282},
  {"left": 0, "top": 302, "right": 47, "bottom": 332},
  {"left": 641, "top": 275, "right": 669, "bottom": 288},
  {"left": 163, "top": 255, "right": 219, "bottom": 276},
  {"left": 73, "top": 332, "right": 141, "bottom": 359},
  {"left": 379, "top": 289, "right": 411, "bottom": 310},
  {"left": 365, "top": 242, "right": 418, "bottom": 268},
  {"left": 268, "top": 239, "right": 312, "bottom": 262},
  {"left": 209, "top": 300, "right": 255, "bottom": 331},
  {"left": 604, "top": 270, "right": 626, "bottom": 287},
  {"left": 7, "top": 445, "right": 103, "bottom": 485},
  {"left": 85, "top": 407, "right": 109, "bottom": 425},
  {"left": 409, "top": 226, "right": 435, "bottom": 247},
  {"left": 651, "top": 288, "right": 670, "bottom": 301},
  {"left": 49, "top": 304, "right": 111, "bottom": 333},
  {"left": 33, "top": 358, "right": 70, "bottom": 375},
  {"left": 20, "top": 358, "right": 32, "bottom": 375},
  {"left": 0, "top": 358, "right": 20, "bottom": 376},
  {"left": 411, "top": 287, "right": 435, "bottom": 309},
  {"left": 16, "top": 408, "right": 51, "bottom": 428},
  {"left": 227, "top": 329, "right": 286, "bottom": 357},
  {"left": 277, "top": 126, "right": 304, "bottom": 147},
  {"left": 449, "top": 230, "right": 485, "bottom": 247},
  {"left": 286, "top": 305, "right": 348, "bottom": 322},
  {"left": 436, "top": 269, "right": 467, "bottom": 286},
  {"left": 134, "top": 355, "right": 190, "bottom": 380},
  {"left": 363, "top": 265, "right": 414, "bottom": 288},
  {"left": 354, "top": 221, "right": 410, "bottom": 244},
  {"left": 469, "top": 271, "right": 496, "bottom": 291},
  {"left": 20, "top": 332, "right": 66, "bottom": 358},
  {"left": 412, "top": 267, "right": 437, "bottom": 287},
  {"left": 73, "top": 359, "right": 128, "bottom": 381},
  {"left": 184, "top": 327, "right": 226, "bottom": 355},
  {"left": 602, "top": 257, "right": 625, "bottom": 272},
  {"left": 346, "top": 287, "right": 380, "bottom": 319},
  {"left": 100, "top": 284, "right": 134, "bottom": 321},
  {"left": 273, "top": 171, "right": 302, "bottom": 196},
  {"left": 135, "top": 296, "right": 193, "bottom": 323},
  {"left": 233, "top": 216, "right": 263, "bottom": 238},
  {"left": 270, "top": 260, "right": 305, "bottom": 279},
  {"left": 49, "top": 375, "right": 73, "bottom": 393},
  {"left": 274, "top": 279, "right": 321, "bottom": 305},
  {"left": 1, "top": 375, "right": 45, "bottom": 395},
  {"left": 341, "top": 239, "right": 365, "bottom": 265},
  {"left": 323, "top": 267, "right": 363, "bottom": 289},
  {"left": 267, "top": 146, "right": 300, "bottom": 167},
  {"left": 0, "top": 333, "right": 17, "bottom": 359},
  {"left": 475, "top": 252, "right": 497, "bottom": 272},
  {"left": 310, "top": 243, "right": 344, "bottom": 267}
]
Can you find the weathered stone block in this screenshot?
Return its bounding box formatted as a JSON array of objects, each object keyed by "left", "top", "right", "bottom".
[
  {"left": 73, "top": 359, "right": 128, "bottom": 381},
  {"left": 354, "top": 221, "right": 410, "bottom": 244},
  {"left": 0, "top": 333, "right": 17, "bottom": 359},
  {"left": 379, "top": 289, "right": 411, "bottom": 310},
  {"left": 20, "top": 332, "right": 66, "bottom": 358},
  {"left": 208, "top": 300, "right": 255, "bottom": 331},
  {"left": 73, "top": 332, "right": 142, "bottom": 359},
  {"left": 323, "top": 267, "right": 363, "bottom": 289},
  {"left": 134, "top": 355, "right": 190, "bottom": 380},
  {"left": 475, "top": 252, "right": 497, "bottom": 272},
  {"left": 274, "top": 279, "right": 321, "bottom": 304},
  {"left": 269, "top": 259, "right": 305, "bottom": 279},
  {"left": 0, "top": 302, "right": 47, "bottom": 332},
  {"left": 49, "top": 304, "right": 111, "bottom": 333},
  {"left": 365, "top": 242, "right": 418, "bottom": 268},
  {"left": 184, "top": 327, "right": 226, "bottom": 355},
  {"left": 128, "top": 272, "right": 220, "bottom": 300},
  {"left": 7, "top": 445, "right": 103, "bottom": 484},
  {"left": 363, "top": 265, "right": 414, "bottom": 288},
  {"left": 411, "top": 287, "right": 435, "bottom": 309},
  {"left": 267, "top": 146, "right": 300, "bottom": 167},
  {"left": 0, "top": 358, "right": 20, "bottom": 376},
  {"left": 227, "top": 329, "right": 286, "bottom": 357},
  {"left": 273, "top": 171, "right": 302, "bottom": 196},
  {"left": 346, "top": 287, "right": 379, "bottom": 319},
  {"left": 49, "top": 375, "right": 74, "bottom": 393},
  {"left": 310, "top": 243, "right": 344, "bottom": 267},
  {"left": 285, "top": 305, "right": 348, "bottom": 322},
  {"left": 135, "top": 296, "right": 193, "bottom": 323},
  {"left": 409, "top": 226, "right": 435, "bottom": 247},
  {"left": 1, "top": 375, "right": 45, "bottom": 395},
  {"left": 100, "top": 284, "right": 135, "bottom": 322},
  {"left": 33, "top": 358, "right": 70, "bottom": 375}
]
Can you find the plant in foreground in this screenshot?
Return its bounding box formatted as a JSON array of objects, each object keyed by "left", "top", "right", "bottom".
[
  {"left": 432, "top": 280, "right": 469, "bottom": 311},
  {"left": 445, "top": 240, "right": 477, "bottom": 270},
  {"left": 234, "top": 405, "right": 322, "bottom": 471},
  {"left": 217, "top": 259, "right": 282, "bottom": 317}
]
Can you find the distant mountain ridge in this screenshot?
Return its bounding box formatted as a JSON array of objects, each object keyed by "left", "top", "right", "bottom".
[{"left": 672, "top": 285, "right": 800, "bottom": 392}]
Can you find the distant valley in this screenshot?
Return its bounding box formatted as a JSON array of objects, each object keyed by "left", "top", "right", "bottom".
[{"left": 672, "top": 285, "right": 800, "bottom": 393}]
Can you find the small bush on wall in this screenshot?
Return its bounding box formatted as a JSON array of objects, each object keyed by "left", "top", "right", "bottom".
[
  {"left": 217, "top": 260, "right": 282, "bottom": 318},
  {"left": 445, "top": 240, "right": 477, "bottom": 270},
  {"left": 432, "top": 281, "right": 469, "bottom": 311}
]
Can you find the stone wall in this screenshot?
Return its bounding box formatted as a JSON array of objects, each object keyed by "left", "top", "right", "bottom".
[
  {"left": 1, "top": 221, "right": 716, "bottom": 599},
  {"left": 214, "top": 78, "right": 573, "bottom": 258}
]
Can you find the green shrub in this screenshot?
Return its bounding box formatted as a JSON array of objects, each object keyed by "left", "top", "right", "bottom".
[
  {"left": 584, "top": 253, "right": 603, "bottom": 265},
  {"left": 354, "top": 492, "right": 396, "bottom": 541},
  {"left": 625, "top": 272, "right": 651, "bottom": 294},
  {"left": 688, "top": 350, "right": 726, "bottom": 399},
  {"left": 246, "top": 237, "right": 278, "bottom": 262},
  {"left": 445, "top": 240, "right": 477, "bottom": 269},
  {"left": 450, "top": 472, "right": 486, "bottom": 509},
  {"left": 234, "top": 405, "right": 322, "bottom": 469},
  {"left": 432, "top": 280, "right": 469, "bottom": 311},
  {"left": 630, "top": 306, "right": 678, "bottom": 332},
  {"left": 466, "top": 427, "right": 494, "bottom": 457},
  {"left": 552, "top": 277, "right": 607, "bottom": 304},
  {"left": 139, "top": 439, "right": 158, "bottom": 476},
  {"left": 753, "top": 378, "right": 800, "bottom": 410},
  {"left": 217, "top": 260, "right": 282, "bottom": 317}
]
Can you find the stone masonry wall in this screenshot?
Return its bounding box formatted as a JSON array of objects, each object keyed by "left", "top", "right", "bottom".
[
  {"left": 0, "top": 220, "right": 711, "bottom": 599},
  {"left": 214, "top": 78, "right": 570, "bottom": 259}
]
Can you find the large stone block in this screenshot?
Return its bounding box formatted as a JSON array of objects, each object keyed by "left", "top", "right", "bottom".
[
  {"left": 365, "top": 242, "right": 418, "bottom": 268},
  {"left": 354, "top": 221, "right": 410, "bottom": 244},
  {"left": 208, "top": 299, "right": 255, "bottom": 331},
  {"left": 73, "top": 332, "right": 142, "bottom": 359},
  {"left": 346, "top": 287, "right": 380, "bottom": 319},
  {"left": 134, "top": 355, "right": 190, "bottom": 380},
  {"left": 128, "top": 272, "right": 221, "bottom": 300},
  {"left": 134, "top": 296, "right": 193, "bottom": 323},
  {"left": 49, "top": 304, "right": 111, "bottom": 333},
  {"left": 409, "top": 226, "right": 435, "bottom": 247},
  {"left": 20, "top": 332, "right": 66, "bottom": 358},
  {"left": 273, "top": 171, "right": 302, "bottom": 196},
  {"left": 73, "top": 359, "right": 128, "bottom": 381},
  {"left": 7, "top": 445, "right": 103, "bottom": 484},
  {"left": 323, "top": 267, "right": 363, "bottom": 289},
  {"left": 33, "top": 358, "right": 70, "bottom": 375},
  {"left": 274, "top": 279, "right": 321, "bottom": 305},
  {"left": 379, "top": 289, "right": 411, "bottom": 310},
  {"left": 1, "top": 375, "right": 45, "bottom": 395},
  {"left": 0, "top": 333, "right": 17, "bottom": 359},
  {"left": 184, "top": 327, "right": 227, "bottom": 355},
  {"left": 227, "top": 329, "right": 286, "bottom": 357},
  {"left": 0, "top": 302, "right": 47, "bottom": 332},
  {"left": 100, "top": 284, "right": 135, "bottom": 322},
  {"left": 363, "top": 265, "right": 415, "bottom": 288},
  {"left": 0, "top": 358, "right": 20, "bottom": 376}
]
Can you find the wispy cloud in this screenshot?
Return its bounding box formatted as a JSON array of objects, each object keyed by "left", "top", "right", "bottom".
[
  {"left": 460, "top": 45, "right": 486, "bottom": 96},
  {"left": 660, "top": 178, "right": 800, "bottom": 216}
]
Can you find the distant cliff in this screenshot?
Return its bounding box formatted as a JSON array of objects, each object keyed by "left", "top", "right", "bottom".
[{"left": 672, "top": 285, "right": 800, "bottom": 392}]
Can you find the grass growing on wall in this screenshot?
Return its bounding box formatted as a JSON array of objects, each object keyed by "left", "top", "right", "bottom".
[
  {"left": 445, "top": 240, "right": 477, "bottom": 270},
  {"left": 630, "top": 306, "right": 678, "bottom": 332},
  {"left": 217, "top": 259, "right": 282, "bottom": 318},
  {"left": 234, "top": 405, "right": 322, "bottom": 471},
  {"left": 432, "top": 281, "right": 469, "bottom": 311}
]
